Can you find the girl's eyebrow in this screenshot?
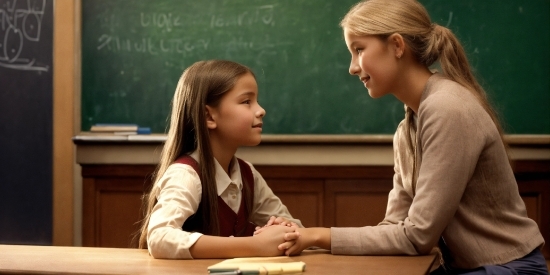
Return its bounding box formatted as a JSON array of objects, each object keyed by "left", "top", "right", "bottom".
[{"left": 238, "top": 91, "right": 257, "bottom": 97}]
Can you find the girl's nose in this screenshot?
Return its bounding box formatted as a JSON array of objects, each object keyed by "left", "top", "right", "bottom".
[{"left": 256, "top": 105, "right": 266, "bottom": 118}]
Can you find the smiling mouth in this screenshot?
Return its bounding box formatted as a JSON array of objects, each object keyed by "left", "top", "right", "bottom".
[
  {"left": 360, "top": 75, "right": 370, "bottom": 84},
  {"left": 252, "top": 123, "right": 263, "bottom": 128}
]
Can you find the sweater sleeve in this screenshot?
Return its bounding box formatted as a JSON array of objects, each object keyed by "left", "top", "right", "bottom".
[
  {"left": 379, "top": 120, "right": 414, "bottom": 226},
  {"left": 332, "top": 90, "right": 485, "bottom": 256}
]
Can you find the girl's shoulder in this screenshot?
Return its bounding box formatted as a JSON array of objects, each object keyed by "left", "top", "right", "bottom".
[
  {"left": 153, "top": 162, "right": 202, "bottom": 194},
  {"left": 163, "top": 162, "right": 201, "bottom": 180},
  {"left": 174, "top": 155, "right": 199, "bottom": 170}
]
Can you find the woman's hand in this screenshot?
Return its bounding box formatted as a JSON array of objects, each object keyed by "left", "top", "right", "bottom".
[
  {"left": 282, "top": 228, "right": 312, "bottom": 256},
  {"left": 283, "top": 228, "right": 332, "bottom": 256},
  {"left": 252, "top": 225, "right": 300, "bottom": 256}
]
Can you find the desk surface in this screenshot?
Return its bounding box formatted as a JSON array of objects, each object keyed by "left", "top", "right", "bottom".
[{"left": 0, "top": 245, "right": 437, "bottom": 275}]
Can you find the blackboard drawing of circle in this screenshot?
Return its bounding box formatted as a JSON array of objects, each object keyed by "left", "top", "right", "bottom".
[
  {"left": 3, "top": 26, "right": 23, "bottom": 63},
  {"left": 23, "top": 13, "right": 42, "bottom": 42}
]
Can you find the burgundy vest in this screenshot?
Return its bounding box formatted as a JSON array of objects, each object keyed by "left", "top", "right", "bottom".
[{"left": 175, "top": 156, "right": 257, "bottom": 237}]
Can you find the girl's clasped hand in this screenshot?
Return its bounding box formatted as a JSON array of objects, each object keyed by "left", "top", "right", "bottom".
[{"left": 254, "top": 216, "right": 302, "bottom": 253}]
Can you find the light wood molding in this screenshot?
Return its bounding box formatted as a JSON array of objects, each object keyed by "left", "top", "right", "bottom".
[{"left": 53, "top": 0, "right": 80, "bottom": 245}]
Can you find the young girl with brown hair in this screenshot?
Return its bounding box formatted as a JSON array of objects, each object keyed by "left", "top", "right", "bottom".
[
  {"left": 138, "top": 60, "right": 301, "bottom": 259},
  {"left": 259, "top": 0, "right": 548, "bottom": 273}
]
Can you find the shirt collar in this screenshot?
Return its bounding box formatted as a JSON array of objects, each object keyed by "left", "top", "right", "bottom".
[{"left": 190, "top": 150, "right": 243, "bottom": 196}]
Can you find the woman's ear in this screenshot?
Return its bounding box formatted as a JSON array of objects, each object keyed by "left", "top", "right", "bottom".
[
  {"left": 388, "top": 33, "right": 405, "bottom": 59},
  {"left": 205, "top": 105, "right": 217, "bottom": 130}
]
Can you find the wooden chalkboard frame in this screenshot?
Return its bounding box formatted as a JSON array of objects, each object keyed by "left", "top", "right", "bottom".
[{"left": 52, "top": 0, "right": 79, "bottom": 246}]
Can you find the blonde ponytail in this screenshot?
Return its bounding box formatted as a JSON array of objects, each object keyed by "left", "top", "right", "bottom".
[{"left": 426, "top": 24, "right": 508, "bottom": 156}]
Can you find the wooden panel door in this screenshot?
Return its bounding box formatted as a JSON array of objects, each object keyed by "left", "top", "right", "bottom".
[
  {"left": 267, "top": 180, "right": 324, "bottom": 227},
  {"left": 515, "top": 160, "right": 550, "bottom": 259},
  {"left": 324, "top": 180, "right": 393, "bottom": 228},
  {"left": 82, "top": 165, "right": 154, "bottom": 248}
]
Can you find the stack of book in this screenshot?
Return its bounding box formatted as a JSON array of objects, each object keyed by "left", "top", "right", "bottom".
[{"left": 89, "top": 124, "right": 151, "bottom": 135}]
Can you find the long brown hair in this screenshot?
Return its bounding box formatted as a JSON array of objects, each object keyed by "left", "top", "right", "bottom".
[
  {"left": 137, "top": 60, "right": 255, "bottom": 249},
  {"left": 340, "top": 0, "right": 508, "bottom": 155}
]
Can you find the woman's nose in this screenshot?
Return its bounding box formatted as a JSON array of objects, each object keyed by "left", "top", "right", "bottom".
[{"left": 349, "top": 60, "right": 360, "bottom": 75}]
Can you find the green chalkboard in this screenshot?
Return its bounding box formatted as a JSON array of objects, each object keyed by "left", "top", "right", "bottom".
[{"left": 81, "top": 0, "right": 550, "bottom": 134}]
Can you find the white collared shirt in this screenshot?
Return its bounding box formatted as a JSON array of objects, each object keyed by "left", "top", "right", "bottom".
[{"left": 147, "top": 151, "right": 302, "bottom": 259}]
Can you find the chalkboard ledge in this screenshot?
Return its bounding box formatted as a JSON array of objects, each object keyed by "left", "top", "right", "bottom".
[
  {"left": 72, "top": 133, "right": 167, "bottom": 144},
  {"left": 260, "top": 134, "right": 394, "bottom": 144},
  {"left": 72, "top": 133, "right": 394, "bottom": 145},
  {"left": 505, "top": 135, "right": 550, "bottom": 145},
  {"left": 72, "top": 133, "right": 550, "bottom": 145}
]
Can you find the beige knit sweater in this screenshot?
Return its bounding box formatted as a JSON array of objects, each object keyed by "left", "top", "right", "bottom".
[{"left": 330, "top": 73, "right": 544, "bottom": 269}]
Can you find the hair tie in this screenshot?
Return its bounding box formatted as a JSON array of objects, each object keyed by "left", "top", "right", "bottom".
[{"left": 431, "top": 24, "right": 445, "bottom": 36}]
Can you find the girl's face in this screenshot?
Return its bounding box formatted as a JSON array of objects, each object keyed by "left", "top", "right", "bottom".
[
  {"left": 207, "top": 72, "right": 265, "bottom": 148},
  {"left": 344, "top": 29, "right": 400, "bottom": 98}
]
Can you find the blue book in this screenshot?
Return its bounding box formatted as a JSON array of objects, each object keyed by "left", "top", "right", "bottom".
[{"left": 112, "top": 127, "right": 152, "bottom": 135}]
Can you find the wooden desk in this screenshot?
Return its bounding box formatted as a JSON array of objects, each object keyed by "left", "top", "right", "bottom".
[{"left": 0, "top": 245, "right": 437, "bottom": 275}]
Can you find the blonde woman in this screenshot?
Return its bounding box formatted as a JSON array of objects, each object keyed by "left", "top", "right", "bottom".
[{"left": 258, "top": 1, "right": 547, "bottom": 274}]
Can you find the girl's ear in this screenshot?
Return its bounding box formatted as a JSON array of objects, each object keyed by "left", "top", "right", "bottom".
[
  {"left": 205, "top": 105, "right": 217, "bottom": 130},
  {"left": 388, "top": 33, "right": 405, "bottom": 59}
]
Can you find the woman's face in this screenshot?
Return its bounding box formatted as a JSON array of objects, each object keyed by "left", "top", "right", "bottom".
[{"left": 344, "top": 29, "right": 401, "bottom": 99}]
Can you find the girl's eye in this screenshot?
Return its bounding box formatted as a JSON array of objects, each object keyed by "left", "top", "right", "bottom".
[
  {"left": 242, "top": 100, "right": 251, "bottom": 104},
  {"left": 356, "top": 48, "right": 363, "bottom": 54}
]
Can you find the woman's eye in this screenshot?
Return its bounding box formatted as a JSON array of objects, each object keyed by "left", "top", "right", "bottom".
[
  {"left": 243, "top": 100, "right": 251, "bottom": 104},
  {"left": 356, "top": 48, "right": 363, "bottom": 54}
]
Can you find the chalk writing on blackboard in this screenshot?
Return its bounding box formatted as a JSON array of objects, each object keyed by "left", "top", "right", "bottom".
[
  {"left": 0, "top": 0, "right": 49, "bottom": 72},
  {"left": 92, "top": 4, "right": 291, "bottom": 67}
]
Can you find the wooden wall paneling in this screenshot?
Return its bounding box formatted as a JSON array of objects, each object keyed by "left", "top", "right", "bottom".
[
  {"left": 96, "top": 178, "right": 145, "bottom": 248},
  {"left": 514, "top": 160, "right": 550, "bottom": 259},
  {"left": 324, "top": 179, "right": 393, "bottom": 228},
  {"left": 266, "top": 179, "right": 324, "bottom": 227},
  {"left": 517, "top": 179, "right": 550, "bottom": 259},
  {"left": 255, "top": 165, "right": 393, "bottom": 228},
  {"left": 256, "top": 165, "right": 394, "bottom": 180},
  {"left": 81, "top": 165, "right": 155, "bottom": 247},
  {"left": 82, "top": 177, "right": 96, "bottom": 247},
  {"left": 82, "top": 165, "right": 156, "bottom": 178},
  {"left": 79, "top": 160, "right": 549, "bottom": 262}
]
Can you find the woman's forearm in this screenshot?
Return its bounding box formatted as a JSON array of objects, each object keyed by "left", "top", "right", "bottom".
[
  {"left": 303, "top": 227, "right": 331, "bottom": 250},
  {"left": 313, "top": 228, "right": 331, "bottom": 250}
]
